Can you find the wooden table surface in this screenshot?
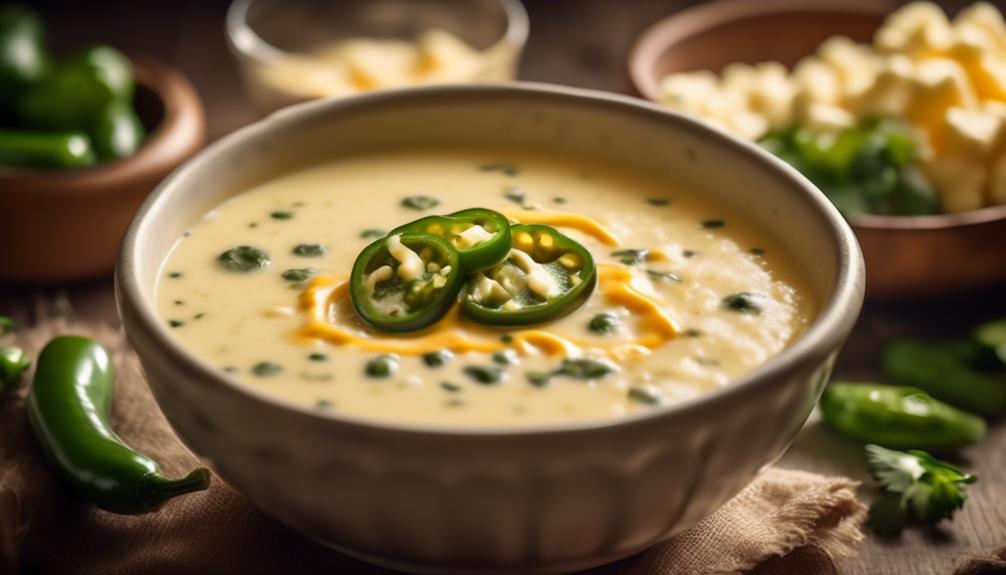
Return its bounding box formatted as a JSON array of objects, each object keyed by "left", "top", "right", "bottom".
[{"left": 5, "top": 1, "right": 1004, "bottom": 574}]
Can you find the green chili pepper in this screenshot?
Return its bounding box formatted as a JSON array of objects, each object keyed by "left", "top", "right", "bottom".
[
  {"left": 0, "top": 129, "right": 95, "bottom": 169},
  {"left": 883, "top": 340, "right": 1006, "bottom": 416},
  {"left": 391, "top": 208, "right": 511, "bottom": 272},
  {"left": 17, "top": 44, "right": 133, "bottom": 131},
  {"left": 0, "top": 345, "right": 30, "bottom": 393},
  {"left": 820, "top": 382, "right": 986, "bottom": 451},
  {"left": 461, "top": 224, "right": 596, "bottom": 326},
  {"left": 26, "top": 336, "right": 210, "bottom": 514},
  {"left": 91, "top": 100, "right": 145, "bottom": 162},
  {"left": 0, "top": 5, "right": 46, "bottom": 101},
  {"left": 974, "top": 318, "right": 1006, "bottom": 365},
  {"left": 351, "top": 233, "right": 463, "bottom": 332}
]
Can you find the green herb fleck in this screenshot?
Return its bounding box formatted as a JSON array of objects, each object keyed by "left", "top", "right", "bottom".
[
  {"left": 248, "top": 222, "right": 258, "bottom": 229},
  {"left": 292, "top": 244, "right": 326, "bottom": 257},
  {"left": 222, "top": 366, "right": 238, "bottom": 373},
  {"left": 463, "top": 365, "right": 504, "bottom": 385},
  {"left": 168, "top": 272, "right": 184, "bottom": 279},
  {"left": 365, "top": 354, "right": 398, "bottom": 378},
  {"left": 401, "top": 195, "right": 440, "bottom": 211},
  {"left": 503, "top": 187, "right": 526, "bottom": 205},
  {"left": 252, "top": 361, "right": 282, "bottom": 377},
  {"left": 527, "top": 372, "right": 552, "bottom": 388},
  {"left": 684, "top": 328, "right": 703, "bottom": 337},
  {"left": 750, "top": 247, "right": 766, "bottom": 255},
  {"left": 193, "top": 313, "right": 206, "bottom": 320},
  {"left": 360, "top": 228, "right": 387, "bottom": 239},
  {"left": 315, "top": 399, "right": 334, "bottom": 410},
  {"left": 702, "top": 219, "right": 725, "bottom": 229},
  {"left": 479, "top": 162, "right": 519, "bottom": 176},
  {"left": 0, "top": 317, "right": 14, "bottom": 335},
  {"left": 423, "top": 350, "right": 454, "bottom": 368},
  {"left": 307, "top": 353, "right": 327, "bottom": 362},
  {"left": 282, "top": 268, "right": 317, "bottom": 282},
  {"left": 588, "top": 312, "right": 619, "bottom": 335},
  {"left": 647, "top": 198, "right": 671, "bottom": 206},
  {"left": 723, "top": 293, "right": 764, "bottom": 315},
  {"left": 492, "top": 350, "right": 517, "bottom": 365},
  {"left": 440, "top": 381, "right": 462, "bottom": 393},
  {"left": 169, "top": 319, "right": 185, "bottom": 328},
  {"left": 629, "top": 387, "right": 661, "bottom": 405},
  {"left": 553, "top": 197, "right": 567, "bottom": 204},
  {"left": 270, "top": 211, "right": 294, "bottom": 220},
  {"left": 219, "top": 246, "right": 270, "bottom": 272},
  {"left": 173, "top": 300, "right": 185, "bottom": 306},
  {"left": 500, "top": 334, "right": 514, "bottom": 344},
  {"left": 556, "top": 358, "right": 616, "bottom": 379},
  {"left": 300, "top": 373, "right": 334, "bottom": 382},
  {"left": 646, "top": 269, "right": 681, "bottom": 282},
  {"left": 611, "top": 249, "right": 648, "bottom": 265},
  {"left": 683, "top": 250, "right": 697, "bottom": 258}
]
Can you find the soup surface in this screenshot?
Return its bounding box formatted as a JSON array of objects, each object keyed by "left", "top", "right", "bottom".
[{"left": 158, "top": 148, "right": 815, "bottom": 427}]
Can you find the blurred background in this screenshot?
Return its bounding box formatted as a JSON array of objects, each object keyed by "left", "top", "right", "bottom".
[{"left": 27, "top": 0, "right": 984, "bottom": 140}]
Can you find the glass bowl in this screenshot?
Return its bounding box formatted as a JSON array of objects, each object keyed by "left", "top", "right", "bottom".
[{"left": 226, "top": 0, "right": 529, "bottom": 114}]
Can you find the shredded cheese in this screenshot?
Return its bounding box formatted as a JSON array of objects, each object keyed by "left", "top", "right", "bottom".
[
  {"left": 385, "top": 234, "right": 424, "bottom": 281},
  {"left": 456, "top": 224, "right": 493, "bottom": 248},
  {"left": 504, "top": 210, "right": 620, "bottom": 246},
  {"left": 297, "top": 264, "right": 680, "bottom": 362}
]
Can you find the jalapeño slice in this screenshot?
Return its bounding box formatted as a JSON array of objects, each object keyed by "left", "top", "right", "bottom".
[
  {"left": 350, "top": 233, "right": 462, "bottom": 332},
  {"left": 391, "top": 208, "right": 511, "bottom": 273},
  {"left": 461, "top": 224, "right": 596, "bottom": 326}
]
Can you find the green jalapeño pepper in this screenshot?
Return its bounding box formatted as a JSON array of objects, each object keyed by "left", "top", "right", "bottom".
[
  {"left": 0, "top": 5, "right": 46, "bottom": 99},
  {"left": 0, "top": 129, "right": 96, "bottom": 169},
  {"left": 391, "top": 208, "right": 511, "bottom": 272},
  {"left": 461, "top": 224, "right": 596, "bottom": 326},
  {"left": 820, "top": 382, "right": 986, "bottom": 451},
  {"left": 883, "top": 340, "right": 1006, "bottom": 416},
  {"left": 351, "top": 233, "right": 463, "bottom": 332},
  {"left": 27, "top": 336, "right": 210, "bottom": 514},
  {"left": 17, "top": 44, "right": 134, "bottom": 131}
]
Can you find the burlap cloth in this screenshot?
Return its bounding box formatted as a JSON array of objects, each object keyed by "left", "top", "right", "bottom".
[{"left": 0, "top": 319, "right": 867, "bottom": 575}]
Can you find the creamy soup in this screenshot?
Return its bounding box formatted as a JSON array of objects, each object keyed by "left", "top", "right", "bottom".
[{"left": 157, "top": 148, "right": 815, "bottom": 427}]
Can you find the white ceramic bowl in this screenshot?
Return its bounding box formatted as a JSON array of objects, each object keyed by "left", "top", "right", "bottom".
[{"left": 116, "top": 84, "right": 864, "bottom": 575}]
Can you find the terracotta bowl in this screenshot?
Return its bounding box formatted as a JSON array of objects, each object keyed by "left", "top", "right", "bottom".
[
  {"left": 628, "top": 0, "right": 1006, "bottom": 298},
  {"left": 0, "top": 55, "right": 205, "bottom": 284}
]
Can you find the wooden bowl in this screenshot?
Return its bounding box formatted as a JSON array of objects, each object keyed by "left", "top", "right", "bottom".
[
  {"left": 0, "top": 55, "right": 205, "bottom": 284},
  {"left": 628, "top": 0, "right": 1006, "bottom": 298}
]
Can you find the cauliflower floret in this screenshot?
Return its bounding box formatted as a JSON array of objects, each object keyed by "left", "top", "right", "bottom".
[
  {"left": 791, "top": 56, "right": 842, "bottom": 107},
  {"left": 747, "top": 62, "right": 795, "bottom": 126},
  {"left": 802, "top": 103, "right": 856, "bottom": 133},
  {"left": 876, "top": 1, "right": 955, "bottom": 57},
  {"left": 658, "top": 71, "right": 722, "bottom": 115},
  {"left": 954, "top": 2, "right": 1006, "bottom": 57},
  {"left": 818, "top": 36, "right": 882, "bottom": 102}
]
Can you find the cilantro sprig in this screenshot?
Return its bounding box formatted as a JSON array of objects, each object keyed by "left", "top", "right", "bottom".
[{"left": 865, "top": 444, "right": 976, "bottom": 535}]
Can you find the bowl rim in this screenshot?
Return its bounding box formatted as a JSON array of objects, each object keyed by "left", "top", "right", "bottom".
[
  {"left": 224, "top": 0, "right": 529, "bottom": 69},
  {"left": 116, "top": 82, "right": 865, "bottom": 438},
  {"left": 0, "top": 55, "right": 205, "bottom": 187},
  {"left": 628, "top": 0, "right": 1006, "bottom": 233}
]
